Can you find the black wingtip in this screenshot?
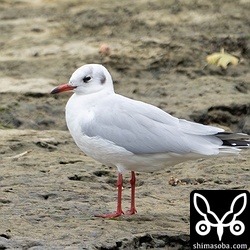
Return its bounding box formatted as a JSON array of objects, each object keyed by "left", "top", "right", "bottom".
[
  {"left": 222, "top": 139, "right": 250, "bottom": 147},
  {"left": 216, "top": 132, "right": 250, "bottom": 148}
]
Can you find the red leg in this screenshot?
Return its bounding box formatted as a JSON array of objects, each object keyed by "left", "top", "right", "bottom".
[
  {"left": 126, "top": 171, "right": 137, "bottom": 215},
  {"left": 95, "top": 172, "right": 124, "bottom": 218}
]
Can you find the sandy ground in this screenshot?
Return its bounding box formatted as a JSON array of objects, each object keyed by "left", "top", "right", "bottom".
[{"left": 0, "top": 0, "right": 250, "bottom": 249}]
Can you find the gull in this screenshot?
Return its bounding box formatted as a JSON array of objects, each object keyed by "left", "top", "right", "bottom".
[{"left": 51, "top": 64, "right": 250, "bottom": 218}]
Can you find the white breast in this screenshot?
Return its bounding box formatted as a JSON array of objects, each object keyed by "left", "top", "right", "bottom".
[{"left": 65, "top": 93, "right": 133, "bottom": 168}]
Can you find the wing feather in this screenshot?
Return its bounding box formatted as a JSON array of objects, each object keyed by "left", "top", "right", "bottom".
[{"left": 81, "top": 94, "right": 223, "bottom": 155}]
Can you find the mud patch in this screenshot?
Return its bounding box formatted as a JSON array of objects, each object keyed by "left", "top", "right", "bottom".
[
  {"left": 94, "top": 233, "right": 190, "bottom": 250},
  {"left": 190, "top": 103, "right": 250, "bottom": 133}
]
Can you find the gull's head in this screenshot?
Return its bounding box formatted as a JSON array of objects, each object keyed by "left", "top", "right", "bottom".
[{"left": 51, "top": 64, "right": 114, "bottom": 95}]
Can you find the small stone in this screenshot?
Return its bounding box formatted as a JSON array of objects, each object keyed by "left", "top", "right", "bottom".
[{"left": 99, "top": 44, "right": 111, "bottom": 56}]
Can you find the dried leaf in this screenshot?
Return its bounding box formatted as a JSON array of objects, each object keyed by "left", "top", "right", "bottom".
[{"left": 206, "top": 48, "right": 239, "bottom": 69}]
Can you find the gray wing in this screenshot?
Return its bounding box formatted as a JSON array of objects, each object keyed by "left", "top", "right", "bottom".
[{"left": 81, "top": 94, "right": 224, "bottom": 155}]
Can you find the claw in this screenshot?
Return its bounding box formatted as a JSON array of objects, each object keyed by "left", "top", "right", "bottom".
[
  {"left": 125, "top": 208, "right": 137, "bottom": 216},
  {"left": 95, "top": 210, "right": 124, "bottom": 218}
]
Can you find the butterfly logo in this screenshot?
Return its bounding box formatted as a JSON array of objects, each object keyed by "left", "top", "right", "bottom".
[{"left": 193, "top": 193, "right": 247, "bottom": 241}]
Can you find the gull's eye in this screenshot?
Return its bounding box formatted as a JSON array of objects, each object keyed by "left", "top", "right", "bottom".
[{"left": 83, "top": 75, "right": 92, "bottom": 83}]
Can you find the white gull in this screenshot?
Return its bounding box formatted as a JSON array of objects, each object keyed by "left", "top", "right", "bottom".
[{"left": 51, "top": 64, "right": 250, "bottom": 218}]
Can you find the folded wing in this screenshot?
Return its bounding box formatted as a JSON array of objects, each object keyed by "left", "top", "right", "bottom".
[{"left": 81, "top": 95, "right": 247, "bottom": 155}]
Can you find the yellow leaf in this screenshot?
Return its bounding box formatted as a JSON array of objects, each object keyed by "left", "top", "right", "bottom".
[{"left": 206, "top": 48, "right": 239, "bottom": 69}]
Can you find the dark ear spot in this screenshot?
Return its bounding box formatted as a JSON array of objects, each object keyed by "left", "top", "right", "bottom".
[{"left": 100, "top": 74, "right": 106, "bottom": 84}]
